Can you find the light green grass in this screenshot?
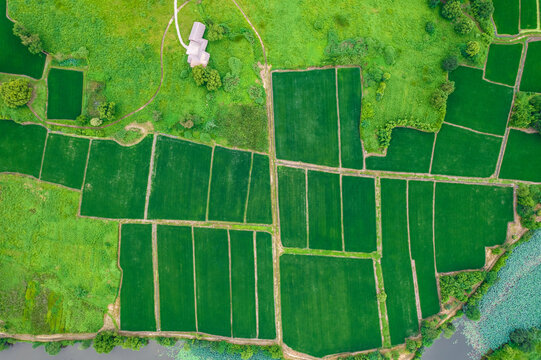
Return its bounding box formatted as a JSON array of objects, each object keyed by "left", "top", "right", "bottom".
[
  {"left": 277, "top": 166, "right": 307, "bottom": 248},
  {"left": 46, "top": 68, "right": 84, "bottom": 120},
  {"left": 499, "top": 129, "right": 541, "bottom": 182},
  {"left": 485, "top": 43, "right": 523, "bottom": 87}
]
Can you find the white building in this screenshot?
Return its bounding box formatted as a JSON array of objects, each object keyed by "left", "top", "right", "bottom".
[{"left": 186, "top": 22, "right": 210, "bottom": 67}]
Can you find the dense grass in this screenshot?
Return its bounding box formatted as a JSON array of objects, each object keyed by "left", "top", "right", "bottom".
[
  {"left": 307, "top": 171, "right": 342, "bottom": 251},
  {"left": 431, "top": 124, "right": 502, "bottom": 178},
  {"left": 148, "top": 136, "right": 212, "bottom": 221},
  {"left": 46, "top": 68, "right": 84, "bottom": 120},
  {"left": 434, "top": 183, "right": 514, "bottom": 272},
  {"left": 272, "top": 69, "right": 339, "bottom": 166},
  {"left": 0, "top": 120, "right": 47, "bottom": 177},
  {"left": 342, "top": 176, "right": 377, "bottom": 253},
  {"left": 366, "top": 128, "right": 434, "bottom": 173},
  {"left": 408, "top": 181, "right": 440, "bottom": 318},
  {"left": 157, "top": 225, "right": 196, "bottom": 332},
  {"left": 40, "top": 134, "right": 89, "bottom": 189},
  {"left": 493, "top": 0, "right": 520, "bottom": 35},
  {"left": 337, "top": 67, "right": 363, "bottom": 169},
  {"left": 380, "top": 178, "right": 418, "bottom": 345},
  {"left": 0, "top": 175, "right": 119, "bottom": 334},
  {"left": 194, "top": 228, "right": 231, "bottom": 337},
  {"left": 520, "top": 0, "right": 538, "bottom": 29},
  {"left": 485, "top": 43, "right": 523, "bottom": 87},
  {"left": 277, "top": 166, "right": 307, "bottom": 248},
  {"left": 230, "top": 230, "right": 257, "bottom": 338},
  {"left": 207, "top": 146, "right": 251, "bottom": 222},
  {"left": 119, "top": 224, "right": 155, "bottom": 331},
  {"left": 255, "top": 232, "right": 276, "bottom": 340},
  {"left": 81, "top": 136, "right": 152, "bottom": 219},
  {"left": 500, "top": 130, "right": 541, "bottom": 182},
  {"left": 520, "top": 41, "right": 541, "bottom": 93},
  {"left": 280, "top": 254, "right": 381, "bottom": 357},
  {"left": 446, "top": 66, "right": 513, "bottom": 135},
  {"left": 245, "top": 154, "right": 272, "bottom": 224}
]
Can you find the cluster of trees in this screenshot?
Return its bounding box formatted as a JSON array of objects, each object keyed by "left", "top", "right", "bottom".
[
  {"left": 430, "top": 80, "right": 455, "bottom": 111},
  {"left": 376, "top": 118, "right": 438, "bottom": 148},
  {"left": 485, "top": 327, "right": 541, "bottom": 359},
  {"left": 0, "top": 78, "right": 33, "bottom": 108},
  {"left": 440, "top": 0, "right": 475, "bottom": 35},
  {"left": 517, "top": 184, "right": 541, "bottom": 230},
  {"left": 76, "top": 101, "right": 116, "bottom": 127},
  {"left": 440, "top": 271, "right": 486, "bottom": 303},
  {"left": 12, "top": 23, "right": 43, "bottom": 54},
  {"left": 324, "top": 32, "right": 396, "bottom": 66},
  {"left": 206, "top": 23, "right": 226, "bottom": 42},
  {"left": 510, "top": 92, "right": 541, "bottom": 131},
  {"left": 192, "top": 65, "right": 222, "bottom": 91}
]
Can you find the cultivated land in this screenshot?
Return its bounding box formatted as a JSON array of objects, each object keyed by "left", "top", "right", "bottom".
[
  {"left": 46, "top": 68, "right": 84, "bottom": 120},
  {"left": 492, "top": 0, "right": 520, "bottom": 35},
  {"left": 0, "top": 121, "right": 46, "bottom": 177},
  {"left": 520, "top": 0, "right": 538, "bottom": 29},
  {"left": 484, "top": 43, "right": 523, "bottom": 87},
  {"left": 277, "top": 166, "right": 307, "bottom": 249},
  {"left": 245, "top": 154, "right": 273, "bottom": 224},
  {"left": 500, "top": 130, "right": 541, "bottom": 182},
  {"left": 342, "top": 176, "right": 377, "bottom": 253},
  {"left": 255, "top": 232, "right": 276, "bottom": 340},
  {"left": 520, "top": 41, "right": 541, "bottom": 93},
  {"left": 40, "top": 134, "right": 89, "bottom": 189}
]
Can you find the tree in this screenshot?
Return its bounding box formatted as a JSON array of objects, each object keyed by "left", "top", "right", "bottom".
[
  {"left": 0, "top": 78, "right": 33, "bottom": 108},
  {"left": 472, "top": 0, "right": 494, "bottom": 20},
  {"left": 406, "top": 338, "right": 420, "bottom": 353},
  {"left": 192, "top": 65, "right": 207, "bottom": 86},
  {"left": 465, "top": 304, "right": 481, "bottom": 321},
  {"left": 155, "top": 337, "right": 177, "bottom": 347},
  {"left": 441, "top": 1, "right": 462, "bottom": 19},
  {"left": 121, "top": 336, "right": 148, "bottom": 351},
  {"left": 510, "top": 93, "right": 536, "bottom": 128},
  {"left": 425, "top": 21, "right": 435, "bottom": 34},
  {"left": 44, "top": 342, "right": 63, "bottom": 355},
  {"left": 430, "top": 89, "right": 448, "bottom": 110},
  {"left": 93, "top": 331, "right": 123, "bottom": 354},
  {"left": 206, "top": 24, "right": 225, "bottom": 41},
  {"left": 12, "top": 23, "right": 43, "bottom": 54},
  {"left": 442, "top": 55, "right": 459, "bottom": 72},
  {"left": 465, "top": 41, "right": 480, "bottom": 58},
  {"left": 428, "top": 0, "right": 441, "bottom": 9},
  {"left": 440, "top": 80, "right": 455, "bottom": 95},
  {"left": 509, "top": 328, "right": 535, "bottom": 351},
  {"left": 454, "top": 16, "right": 475, "bottom": 35},
  {"left": 205, "top": 69, "right": 222, "bottom": 91},
  {"left": 98, "top": 102, "right": 116, "bottom": 121}
]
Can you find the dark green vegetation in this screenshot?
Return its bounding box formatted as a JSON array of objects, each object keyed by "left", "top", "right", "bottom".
[
  {"left": 431, "top": 124, "right": 502, "bottom": 178},
  {"left": 337, "top": 67, "right": 363, "bottom": 169},
  {"left": 366, "top": 128, "right": 434, "bottom": 173},
  {"left": 342, "top": 176, "right": 377, "bottom": 253},
  {"left": 148, "top": 136, "right": 211, "bottom": 221},
  {"left": 157, "top": 225, "right": 196, "bottom": 332},
  {"left": 207, "top": 147, "right": 251, "bottom": 222},
  {"left": 380, "top": 179, "right": 418, "bottom": 345},
  {"left": 439, "top": 271, "right": 485, "bottom": 303},
  {"left": 280, "top": 255, "right": 380, "bottom": 357},
  {"left": 517, "top": 184, "right": 541, "bottom": 230},
  {"left": 434, "top": 183, "right": 514, "bottom": 272},
  {"left": 520, "top": 41, "right": 541, "bottom": 93},
  {"left": 46, "top": 68, "right": 84, "bottom": 120},
  {"left": 0, "top": 78, "right": 33, "bottom": 108},
  {"left": 40, "top": 134, "right": 89, "bottom": 189},
  {"left": 500, "top": 130, "right": 541, "bottom": 182},
  {"left": 520, "top": 0, "right": 538, "bottom": 29},
  {"left": 80, "top": 136, "right": 152, "bottom": 219},
  {"left": 256, "top": 232, "right": 276, "bottom": 340},
  {"left": 485, "top": 326, "right": 541, "bottom": 359},
  {"left": 509, "top": 92, "right": 541, "bottom": 130},
  {"left": 245, "top": 154, "right": 272, "bottom": 224},
  {"left": 484, "top": 43, "right": 523, "bottom": 87},
  {"left": 0, "top": 120, "right": 46, "bottom": 177},
  {"left": 445, "top": 66, "right": 513, "bottom": 135},
  {"left": 277, "top": 166, "right": 307, "bottom": 248},
  {"left": 492, "top": 0, "right": 520, "bottom": 34},
  {"left": 272, "top": 69, "right": 339, "bottom": 166},
  {"left": 119, "top": 224, "right": 155, "bottom": 331}
]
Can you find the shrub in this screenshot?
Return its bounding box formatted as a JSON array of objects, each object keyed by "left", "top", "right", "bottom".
[
  {"left": 442, "top": 322, "right": 457, "bottom": 338},
  {"left": 206, "top": 23, "right": 225, "bottom": 41},
  {"left": 228, "top": 57, "right": 242, "bottom": 75},
  {"left": 471, "top": 0, "right": 494, "bottom": 20},
  {"left": 121, "top": 336, "right": 148, "bottom": 351},
  {"left": 0, "top": 78, "right": 33, "bottom": 108},
  {"left": 205, "top": 69, "right": 222, "bottom": 91},
  {"left": 406, "top": 338, "right": 420, "bottom": 352},
  {"left": 440, "top": 80, "right": 455, "bottom": 95},
  {"left": 93, "top": 331, "right": 123, "bottom": 354},
  {"left": 430, "top": 89, "right": 448, "bottom": 110},
  {"left": 90, "top": 118, "right": 103, "bottom": 126},
  {"left": 155, "top": 337, "right": 177, "bottom": 347},
  {"left": 454, "top": 16, "right": 475, "bottom": 35},
  {"left": 440, "top": 271, "right": 485, "bottom": 302},
  {"left": 0, "top": 338, "right": 14, "bottom": 351},
  {"left": 76, "top": 114, "right": 88, "bottom": 125},
  {"left": 192, "top": 66, "right": 222, "bottom": 91},
  {"left": 12, "top": 23, "right": 43, "bottom": 54},
  {"left": 441, "top": 1, "right": 463, "bottom": 19},
  {"left": 510, "top": 93, "right": 537, "bottom": 128},
  {"left": 425, "top": 21, "right": 436, "bottom": 34},
  {"left": 464, "top": 41, "right": 480, "bottom": 58},
  {"left": 192, "top": 65, "right": 207, "bottom": 86},
  {"left": 384, "top": 46, "right": 396, "bottom": 65},
  {"left": 223, "top": 73, "right": 240, "bottom": 92},
  {"left": 442, "top": 55, "right": 459, "bottom": 72},
  {"left": 465, "top": 304, "right": 481, "bottom": 321},
  {"left": 98, "top": 102, "right": 116, "bottom": 121},
  {"left": 421, "top": 318, "right": 442, "bottom": 347},
  {"left": 44, "top": 342, "right": 63, "bottom": 355},
  {"left": 428, "top": 0, "right": 441, "bottom": 9}
]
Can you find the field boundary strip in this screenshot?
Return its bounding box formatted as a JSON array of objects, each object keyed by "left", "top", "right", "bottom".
[
  {"left": 442, "top": 121, "right": 504, "bottom": 138},
  {"left": 372, "top": 260, "right": 385, "bottom": 347},
  {"left": 243, "top": 153, "right": 255, "bottom": 223},
  {"left": 428, "top": 132, "right": 437, "bottom": 174},
  {"left": 144, "top": 134, "right": 158, "bottom": 220},
  {"left": 37, "top": 131, "right": 49, "bottom": 179}
]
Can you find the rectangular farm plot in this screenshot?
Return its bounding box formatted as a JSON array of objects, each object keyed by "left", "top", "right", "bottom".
[
  {"left": 520, "top": 0, "right": 538, "bottom": 29},
  {"left": 148, "top": 136, "right": 212, "bottom": 221},
  {"left": 485, "top": 43, "right": 523, "bottom": 87},
  {"left": 280, "top": 254, "right": 381, "bottom": 357},
  {"left": 493, "top": 0, "right": 520, "bottom": 35},
  {"left": 245, "top": 154, "right": 272, "bottom": 224},
  {"left": 434, "top": 183, "right": 514, "bottom": 273},
  {"left": 272, "top": 69, "right": 339, "bottom": 167},
  {"left": 520, "top": 41, "right": 541, "bottom": 93},
  {"left": 366, "top": 128, "right": 434, "bottom": 173},
  {"left": 40, "top": 134, "right": 89, "bottom": 189},
  {"left": 500, "top": 130, "right": 541, "bottom": 182},
  {"left": 277, "top": 166, "right": 307, "bottom": 248},
  {"left": 80, "top": 136, "right": 152, "bottom": 219},
  {"left": 256, "top": 232, "right": 276, "bottom": 340},
  {"left": 0, "top": 120, "right": 47, "bottom": 177},
  {"left": 46, "top": 68, "right": 84, "bottom": 120},
  {"left": 120, "top": 224, "right": 155, "bottom": 331}
]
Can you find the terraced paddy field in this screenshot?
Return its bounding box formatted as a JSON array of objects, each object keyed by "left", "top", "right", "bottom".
[
  {"left": 500, "top": 130, "right": 541, "bottom": 182},
  {"left": 520, "top": 41, "right": 541, "bottom": 93},
  {"left": 520, "top": 0, "right": 538, "bottom": 29},
  {"left": 0, "top": 121, "right": 47, "bottom": 177},
  {"left": 492, "top": 0, "right": 520, "bottom": 35},
  {"left": 46, "top": 68, "right": 84, "bottom": 120},
  {"left": 484, "top": 43, "right": 523, "bottom": 87}
]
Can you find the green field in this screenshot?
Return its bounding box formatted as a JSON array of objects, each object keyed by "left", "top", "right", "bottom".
[
  {"left": 408, "top": 181, "right": 440, "bottom": 318},
  {"left": 272, "top": 69, "right": 339, "bottom": 167},
  {"left": 380, "top": 178, "right": 418, "bottom": 345},
  {"left": 194, "top": 228, "right": 231, "bottom": 337},
  {"left": 431, "top": 124, "right": 502, "bottom": 178},
  {"left": 280, "top": 254, "right": 381, "bottom": 357},
  {"left": 277, "top": 166, "right": 307, "bottom": 248},
  {"left": 342, "top": 175, "right": 377, "bottom": 253},
  {"left": 40, "top": 134, "right": 89, "bottom": 189},
  {"left": 46, "top": 68, "right": 84, "bottom": 120},
  {"left": 366, "top": 128, "right": 434, "bottom": 173},
  {"left": 119, "top": 224, "right": 155, "bottom": 331},
  {"left": 520, "top": 41, "right": 541, "bottom": 93},
  {"left": 307, "top": 171, "right": 342, "bottom": 251},
  {"left": 230, "top": 230, "right": 257, "bottom": 338},
  {"left": 493, "top": 0, "right": 520, "bottom": 35},
  {"left": 148, "top": 136, "right": 212, "bottom": 221},
  {"left": 256, "top": 232, "right": 276, "bottom": 340},
  {"left": 245, "top": 154, "right": 272, "bottom": 224},
  {"left": 434, "top": 183, "right": 514, "bottom": 272},
  {"left": 484, "top": 43, "right": 523, "bottom": 87},
  {"left": 337, "top": 67, "right": 363, "bottom": 169},
  {"left": 520, "top": 0, "right": 538, "bottom": 29},
  {"left": 500, "top": 130, "right": 541, "bottom": 182},
  {"left": 207, "top": 147, "right": 252, "bottom": 222},
  {"left": 446, "top": 67, "right": 513, "bottom": 136},
  {"left": 157, "top": 225, "right": 196, "bottom": 332}
]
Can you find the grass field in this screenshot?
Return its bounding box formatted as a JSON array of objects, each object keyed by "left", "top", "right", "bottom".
[
  {"left": 380, "top": 178, "right": 418, "bottom": 345},
  {"left": 148, "top": 136, "right": 212, "bottom": 221},
  {"left": 520, "top": 41, "right": 541, "bottom": 93},
  {"left": 40, "top": 134, "right": 89, "bottom": 189},
  {"left": 484, "top": 43, "right": 523, "bottom": 87},
  {"left": 280, "top": 254, "right": 380, "bottom": 357},
  {"left": 434, "top": 183, "right": 514, "bottom": 272},
  {"left": 499, "top": 130, "right": 541, "bottom": 182},
  {"left": 255, "top": 232, "right": 276, "bottom": 340},
  {"left": 245, "top": 154, "right": 272, "bottom": 224},
  {"left": 446, "top": 66, "right": 513, "bottom": 136},
  {"left": 207, "top": 147, "right": 252, "bottom": 222},
  {"left": 520, "top": 0, "right": 538, "bottom": 29},
  {"left": 366, "top": 128, "right": 434, "bottom": 173},
  {"left": 493, "top": 0, "right": 520, "bottom": 35},
  {"left": 46, "top": 68, "right": 84, "bottom": 120},
  {"left": 431, "top": 124, "right": 502, "bottom": 178},
  {"left": 277, "top": 166, "right": 307, "bottom": 249},
  {"left": 157, "top": 225, "right": 196, "bottom": 332},
  {"left": 272, "top": 69, "right": 339, "bottom": 167},
  {"left": 307, "top": 171, "right": 342, "bottom": 251},
  {"left": 0, "top": 121, "right": 47, "bottom": 177},
  {"left": 194, "top": 228, "right": 231, "bottom": 337},
  {"left": 337, "top": 67, "right": 363, "bottom": 169},
  {"left": 408, "top": 181, "right": 440, "bottom": 319},
  {"left": 342, "top": 176, "right": 377, "bottom": 253},
  {"left": 0, "top": 175, "right": 119, "bottom": 334},
  {"left": 80, "top": 136, "right": 152, "bottom": 219},
  {"left": 119, "top": 224, "right": 155, "bottom": 331}
]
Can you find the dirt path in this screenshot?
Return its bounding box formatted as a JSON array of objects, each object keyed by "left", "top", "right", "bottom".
[
  {"left": 442, "top": 121, "right": 504, "bottom": 138},
  {"left": 144, "top": 134, "right": 157, "bottom": 220}
]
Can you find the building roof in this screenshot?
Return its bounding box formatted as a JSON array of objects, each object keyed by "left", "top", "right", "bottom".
[{"left": 189, "top": 22, "right": 206, "bottom": 41}]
